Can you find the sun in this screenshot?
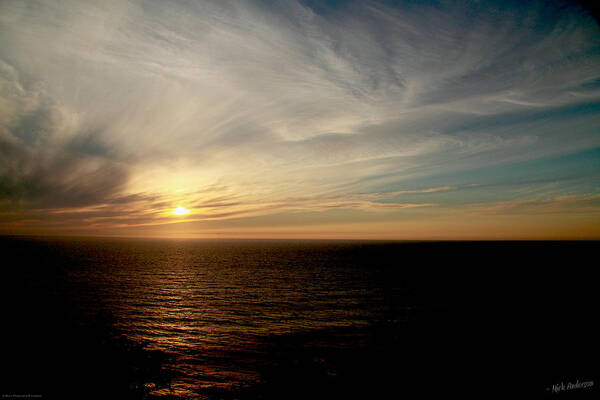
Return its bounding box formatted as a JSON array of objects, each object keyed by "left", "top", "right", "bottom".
[{"left": 172, "top": 206, "right": 191, "bottom": 216}]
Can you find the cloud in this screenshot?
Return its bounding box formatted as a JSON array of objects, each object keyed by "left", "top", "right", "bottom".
[
  {"left": 464, "top": 193, "right": 600, "bottom": 215},
  {"left": 0, "top": 61, "right": 129, "bottom": 210},
  {"left": 0, "top": 0, "right": 599, "bottom": 234}
]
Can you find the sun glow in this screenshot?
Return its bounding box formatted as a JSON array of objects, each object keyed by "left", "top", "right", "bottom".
[{"left": 172, "top": 206, "right": 191, "bottom": 216}]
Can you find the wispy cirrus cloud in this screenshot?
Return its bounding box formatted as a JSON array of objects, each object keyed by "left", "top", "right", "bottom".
[
  {"left": 0, "top": 0, "right": 599, "bottom": 237},
  {"left": 465, "top": 193, "right": 600, "bottom": 216}
]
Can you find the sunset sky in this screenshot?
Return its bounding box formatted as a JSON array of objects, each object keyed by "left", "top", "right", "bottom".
[{"left": 1, "top": 0, "right": 599, "bottom": 239}]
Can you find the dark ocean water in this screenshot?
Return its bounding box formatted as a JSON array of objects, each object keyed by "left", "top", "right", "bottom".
[{"left": 1, "top": 237, "right": 598, "bottom": 399}]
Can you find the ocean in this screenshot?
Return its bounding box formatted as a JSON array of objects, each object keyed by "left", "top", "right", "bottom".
[{"left": 1, "top": 237, "right": 597, "bottom": 399}]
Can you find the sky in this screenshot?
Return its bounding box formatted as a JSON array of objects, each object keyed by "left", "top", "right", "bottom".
[{"left": 1, "top": 0, "right": 599, "bottom": 239}]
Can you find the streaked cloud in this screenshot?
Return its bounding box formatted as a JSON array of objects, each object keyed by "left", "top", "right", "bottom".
[
  {"left": 466, "top": 193, "right": 600, "bottom": 216},
  {"left": 1, "top": 0, "right": 599, "bottom": 238}
]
